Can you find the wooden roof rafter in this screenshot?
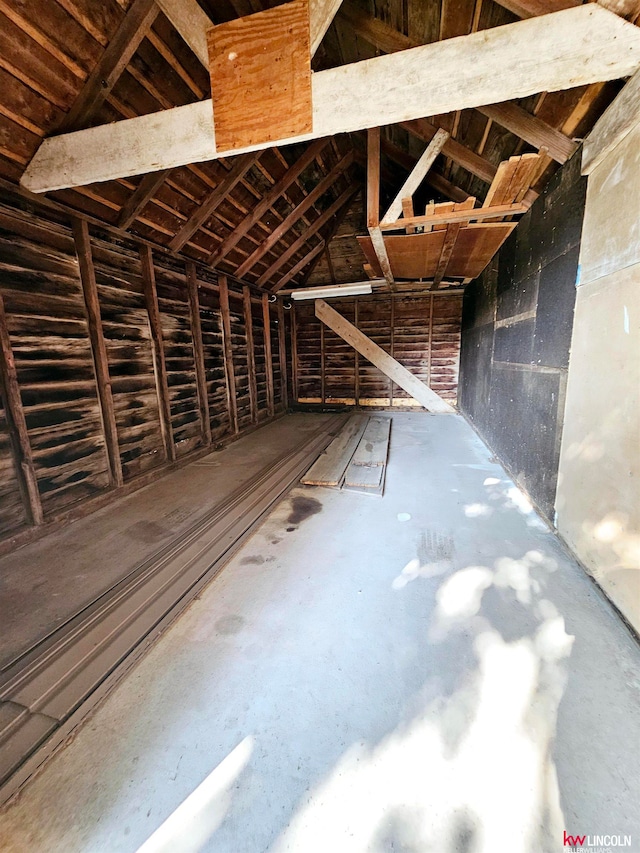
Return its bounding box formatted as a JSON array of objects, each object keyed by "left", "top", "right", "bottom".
[{"left": 235, "top": 149, "right": 356, "bottom": 279}]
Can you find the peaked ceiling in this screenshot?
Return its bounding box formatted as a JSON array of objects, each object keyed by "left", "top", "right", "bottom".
[{"left": 0, "top": 0, "right": 637, "bottom": 291}]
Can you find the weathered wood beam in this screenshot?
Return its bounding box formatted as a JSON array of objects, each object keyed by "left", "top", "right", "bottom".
[
  {"left": 59, "top": 0, "right": 159, "bottom": 133},
  {"left": 582, "top": 67, "right": 640, "bottom": 175},
  {"left": 340, "top": 3, "right": 575, "bottom": 167},
  {"left": 0, "top": 293, "right": 43, "bottom": 525},
  {"left": 156, "top": 0, "right": 211, "bottom": 66},
  {"left": 291, "top": 305, "right": 299, "bottom": 401},
  {"left": 338, "top": 2, "right": 415, "bottom": 53},
  {"left": 259, "top": 184, "right": 358, "bottom": 286},
  {"left": 236, "top": 150, "right": 354, "bottom": 278},
  {"left": 277, "top": 300, "right": 289, "bottom": 408},
  {"left": 432, "top": 223, "right": 462, "bottom": 289},
  {"left": 22, "top": 7, "right": 640, "bottom": 192},
  {"left": 186, "top": 262, "right": 211, "bottom": 444},
  {"left": 208, "top": 138, "right": 328, "bottom": 266},
  {"left": 73, "top": 219, "right": 123, "bottom": 487},
  {"left": 381, "top": 139, "right": 471, "bottom": 203},
  {"left": 379, "top": 201, "right": 528, "bottom": 231},
  {"left": 273, "top": 241, "right": 326, "bottom": 292},
  {"left": 140, "top": 244, "right": 175, "bottom": 461},
  {"left": 310, "top": 0, "right": 345, "bottom": 54},
  {"left": 262, "top": 294, "right": 275, "bottom": 417},
  {"left": 381, "top": 129, "right": 450, "bottom": 225},
  {"left": 497, "top": 0, "right": 640, "bottom": 19},
  {"left": 477, "top": 102, "right": 578, "bottom": 164},
  {"left": 401, "top": 120, "right": 497, "bottom": 185},
  {"left": 118, "top": 168, "right": 172, "bottom": 230},
  {"left": 218, "top": 275, "right": 238, "bottom": 433},
  {"left": 169, "top": 153, "right": 261, "bottom": 252},
  {"left": 315, "top": 299, "right": 454, "bottom": 413},
  {"left": 367, "top": 127, "right": 394, "bottom": 286},
  {"left": 158, "top": 0, "right": 342, "bottom": 70},
  {"left": 367, "top": 128, "right": 381, "bottom": 229},
  {"left": 299, "top": 192, "right": 358, "bottom": 286},
  {"left": 243, "top": 287, "right": 258, "bottom": 423}
]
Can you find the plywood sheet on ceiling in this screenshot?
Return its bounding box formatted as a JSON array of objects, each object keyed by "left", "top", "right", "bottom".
[
  {"left": 357, "top": 222, "right": 516, "bottom": 280},
  {"left": 207, "top": 0, "right": 312, "bottom": 152}
]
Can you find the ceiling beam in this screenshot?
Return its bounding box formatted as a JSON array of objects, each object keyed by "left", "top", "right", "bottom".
[
  {"left": 208, "top": 138, "right": 329, "bottom": 266},
  {"left": 367, "top": 127, "right": 394, "bottom": 286},
  {"left": 274, "top": 241, "right": 326, "bottom": 292},
  {"left": 401, "top": 119, "right": 497, "bottom": 184},
  {"left": 117, "top": 168, "right": 172, "bottom": 230},
  {"left": 381, "top": 139, "right": 471, "bottom": 203},
  {"left": 169, "top": 152, "right": 261, "bottom": 252},
  {"left": 494, "top": 0, "right": 640, "bottom": 21},
  {"left": 235, "top": 150, "right": 355, "bottom": 278},
  {"left": 310, "top": 0, "right": 345, "bottom": 55},
  {"left": 492, "top": 0, "right": 579, "bottom": 17},
  {"left": 157, "top": 0, "right": 343, "bottom": 68},
  {"left": 338, "top": 2, "right": 415, "bottom": 52},
  {"left": 258, "top": 184, "right": 358, "bottom": 286},
  {"left": 22, "top": 6, "right": 640, "bottom": 193},
  {"left": 381, "top": 129, "right": 449, "bottom": 224},
  {"left": 156, "top": 0, "right": 211, "bottom": 66},
  {"left": 340, "top": 0, "right": 576, "bottom": 167},
  {"left": 59, "top": 0, "right": 159, "bottom": 133},
  {"left": 477, "top": 102, "right": 578, "bottom": 164}
]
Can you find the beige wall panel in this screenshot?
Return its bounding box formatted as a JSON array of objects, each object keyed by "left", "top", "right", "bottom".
[
  {"left": 557, "top": 261, "right": 640, "bottom": 631},
  {"left": 579, "top": 121, "right": 640, "bottom": 287}
]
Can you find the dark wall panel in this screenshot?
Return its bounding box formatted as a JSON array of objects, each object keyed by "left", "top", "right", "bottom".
[{"left": 459, "top": 151, "right": 586, "bottom": 521}]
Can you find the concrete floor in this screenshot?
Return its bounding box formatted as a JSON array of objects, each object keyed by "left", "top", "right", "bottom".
[
  {"left": 0, "top": 413, "right": 336, "bottom": 667},
  {"left": 0, "top": 412, "right": 638, "bottom": 853}
]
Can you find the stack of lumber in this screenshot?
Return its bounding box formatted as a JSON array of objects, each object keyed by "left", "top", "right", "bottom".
[
  {"left": 357, "top": 152, "right": 542, "bottom": 285},
  {"left": 301, "top": 414, "right": 391, "bottom": 496}
]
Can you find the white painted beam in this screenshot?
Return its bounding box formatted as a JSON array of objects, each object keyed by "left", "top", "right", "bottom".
[
  {"left": 156, "top": 0, "right": 341, "bottom": 68},
  {"left": 315, "top": 299, "right": 454, "bottom": 413},
  {"left": 310, "top": 0, "right": 344, "bottom": 55},
  {"left": 381, "top": 129, "right": 449, "bottom": 225},
  {"left": 156, "top": 0, "right": 210, "bottom": 66},
  {"left": 21, "top": 6, "right": 640, "bottom": 193}
]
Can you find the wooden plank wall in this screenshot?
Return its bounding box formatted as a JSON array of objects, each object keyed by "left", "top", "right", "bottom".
[
  {"left": 0, "top": 197, "right": 286, "bottom": 549},
  {"left": 294, "top": 294, "right": 463, "bottom": 407}
]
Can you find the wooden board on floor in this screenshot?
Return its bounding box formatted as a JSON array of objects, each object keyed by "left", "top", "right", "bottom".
[
  {"left": 344, "top": 416, "right": 391, "bottom": 495},
  {"left": 207, "top": 0, "right": 312, "bottom": 151},
  {"left": 301, "top": 413, "right": 369, "bottom": 486},
  {"left": 349, "top": 417, "right": 391, "bottom": 467}
]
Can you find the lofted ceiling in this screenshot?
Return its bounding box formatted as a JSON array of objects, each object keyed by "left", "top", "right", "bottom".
[{"left": 0, "top": 0, "right": 638, "bottom": 292}]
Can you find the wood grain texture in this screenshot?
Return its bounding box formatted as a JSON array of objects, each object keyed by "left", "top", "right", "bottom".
[
  {"left": 207, "top": 0, "right": 312, "bottom": 152},
  {"left": 218, "top": 276, "right": 238, "bottom": 434},
  {"left": 381, "top": 129, "right": 450, "bottom": 225},
  {"left": 301, "top": 413, "right": 368, "bottom": 486},
  {"left": 186, "top": 263, "right": 211, "bottom": 445},
  {"left": 0, "top": 291, "right": 43, "bottom": 525},
  {"left": 315, "top": 299, "right": 453, "bottom": 412},
  {"left": 477, "top": 102, "right": 577, "bottom": 164},
  {"left": 73, "top": 218, "right": 123, "bottom": 487},
  {"left": 242, "top": 287, "right": 258, "bottom": 424},
  {"left": 59, "top": 0, "right": 158, "bottom": 133},
  {"left": 140, "top": 245, "right": 175, "bottom": 461},
  {"left": 25, "top": 6, "right": 640, "bottom": 192}
]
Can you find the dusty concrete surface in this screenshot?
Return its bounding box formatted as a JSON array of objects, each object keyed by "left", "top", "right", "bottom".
[
  {"left": 0, "top": 413, "right": 638, "bottom": 853},
  {"left": 0, "top": 414, "right": 336, "bottom": 668}
]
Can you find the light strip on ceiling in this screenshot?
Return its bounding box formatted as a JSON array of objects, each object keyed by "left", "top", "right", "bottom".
[{"left": 291, "top": 283, "right": 374, "bottom": 301}]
